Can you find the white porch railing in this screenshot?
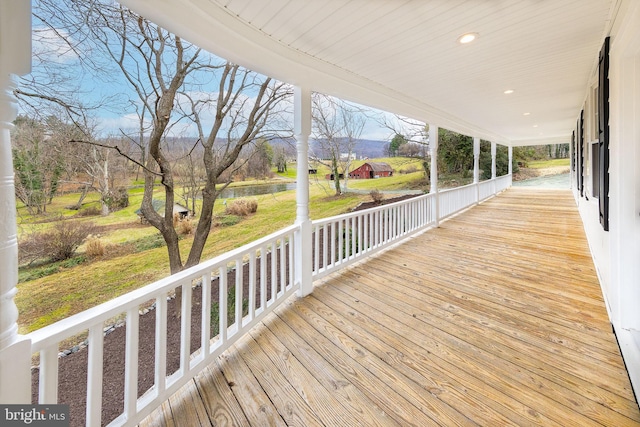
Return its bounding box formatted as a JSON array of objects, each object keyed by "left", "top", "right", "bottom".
[
  {"left": 495, "top": 174, "right": 512, "bottom": 193},
  {"left": 479, "top": 179, "right": 496, "bottom": 201},
  {"left": 439, "top": 182, "right": 477, "bottom": 219},
  {"left": 28, "top": 224, "right": 299, "bottom": 426},
  {"left": 25, "top": 175, "right": 510, "bottom": 426},
  {"left": 312, "top": 192, "right": 435, "bottom": 280}
]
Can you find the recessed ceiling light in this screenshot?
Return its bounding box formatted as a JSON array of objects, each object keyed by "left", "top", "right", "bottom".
[
  {"left": 533, "top": 124, "right": 538, "bottom": 128},
  {"left": 504, "top": 89, "right": 514, "bottom": 95},
  {"left": 457, "top": 33, "right": 478, "bottom": 44},
  {"left": 523, "top": 112, "right": 530, "bottom": 116}
]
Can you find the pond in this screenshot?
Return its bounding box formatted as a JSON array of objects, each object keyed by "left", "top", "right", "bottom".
[{"left": 218, "top": 182, "right": 297, "bottom": 199}]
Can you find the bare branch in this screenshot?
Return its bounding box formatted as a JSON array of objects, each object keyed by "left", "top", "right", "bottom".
[{"left": 68, "top": 138, "right": 162, "bottom": 176}]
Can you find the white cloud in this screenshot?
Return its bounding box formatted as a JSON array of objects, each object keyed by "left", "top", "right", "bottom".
[
  {"left": 97, "top": 114, "right": 151, "bottom": 137},
  {"left": 32, "top": 27, "right": 79, "bottom": 64}
]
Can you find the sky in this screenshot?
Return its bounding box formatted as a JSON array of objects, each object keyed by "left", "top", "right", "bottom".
[{"left": 25, "top": 2, "right": 422, "bottom": 144}]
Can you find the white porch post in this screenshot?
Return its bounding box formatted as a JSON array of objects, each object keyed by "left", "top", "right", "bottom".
[
  {"left": 508, "top": 145, "right": 513, "bottom": 186},
  {"left": 0, "top": 0, "right": 32, "bottom": 404},
  {"left": 294, "top": 86, "right": 313, "bottom": 297},
  {"left": 491, "top": 141, "right": 497, "bottom": 194},
  {"left": 429, "top": 125, "right": 439, "bottom": 226},
  {"left": 491, "top": 141, "right": 497, "bottom": 179},
  {"left": 473, "top": 137, "right": 480, "bottom": 204}
]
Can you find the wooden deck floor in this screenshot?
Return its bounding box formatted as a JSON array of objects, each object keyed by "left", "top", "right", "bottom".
[{"left": 140, "top": 188, "right": 640, "bottom": 426}]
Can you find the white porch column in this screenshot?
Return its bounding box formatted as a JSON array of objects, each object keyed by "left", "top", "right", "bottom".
[
  {"left": 294, "top": 86, "right": 313, "bottom": 297},
  {"left": 429, "top": 125, "right": 439, "bottom": 226},
  {"left": 473, "top": 137, "right": 480, "bottom": 184},
  {"left": 0, "top": 0, "right": 32, "bottom": 404},
  {"left": 508, "top": 145, "right": 513, "bottom": 186},
  {"left": 491, "top": 141, "right": 497, "bottom": 180},
  {"left": 473, "top": 137, "right": 480, "bottom": 204}
]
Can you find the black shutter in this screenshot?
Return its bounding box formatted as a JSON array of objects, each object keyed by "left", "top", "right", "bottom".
[
  {"left": 575, "top": 122, "right": 580, "bottom": 190},
  {"left": 578, "top": 110, "right": 584, "bottom": 196},
  {"left": 571, "top": 130, "right": 575, "bottom": 172},
  {"left": 598, "top": 37, "right": 610, "bottom": 231}
]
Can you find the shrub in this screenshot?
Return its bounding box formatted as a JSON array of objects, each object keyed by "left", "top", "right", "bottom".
[
  {"left": 20, "top": 220, "right": 97, "bottom": 263},
  {"left": 175, "top": 214, "right": 194, "bottom": 235},
  {"left": 370, "top": 189, "right": 384, "bottom": 204},
  {"left": 85, "top": 237, "right": 105, "bottom": 257},
  {"left": 213, "top": 214, "right": 241, "bottom": 227},
  {"left": 18, "top": 233, "right": 50, "bottom": 265},
  {"left": 225, "top": 199, "right": 258, "bottom": 216},
  {"left": 105, "top": 187, "right": 129, "bottom": 211},
  {"left": 399, "top": 165, "right": 418, "bottom": 174},
  {"left": 47, "top": 220, "right": 97, "bottom": 261},
  {"left": 77, "top": 206, "right": 101, "bottom": 217}
]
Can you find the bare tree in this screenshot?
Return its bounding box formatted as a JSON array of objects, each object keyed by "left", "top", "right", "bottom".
[
  {"left": 49, "top": 1, "right": 290, "bottom": 274},
  {"left": 311, "top": 95, "right": 366, "bottom": 195},
  {"left": 17, "top": 0, "right": 119, "bottom": 129},
  {"left": 11, "top": 116, "right": 63, "bottom": 214},
  {"left": 379, "top": 115, "right": 431, "bottom": 180},
  {"left": 20, "top": 0, "right": 290, "bottom": 295},
  {"left": 273, "top": 144, "right": 290, "bottom": 173},
  {"left": 244, "top": 139, "right": 274, "bottom": 180},
  {"left": 72, "top": 136, "right": 130, "bottom": 215},
  {"left": 175, "top": 144, "right": 204, "bottom": 216}
]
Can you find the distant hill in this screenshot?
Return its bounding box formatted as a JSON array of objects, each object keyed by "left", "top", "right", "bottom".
[
  {"left": 269, "top": 137, "right": 388, "bottom": 159},
  {"left": 151, "top": 136, "right": 389, "bottom": 160},
  {"left": 350, "top": 139, "right": 388, "bottom": 159}
]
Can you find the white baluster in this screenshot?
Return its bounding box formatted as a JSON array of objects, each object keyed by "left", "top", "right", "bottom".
[
  {"left": 180, "top": 282, "right": 191, "bottom": 374},
  {"left": 86, "top": 324, "right": 104, "bottom": 426},
  {"left": 124, "top": 308, "right": 139, "bottom": 419},
  {"left": 201, "top": 272, "right": 211, "bottom": 357},
  {"left": 39, "top": 345, "right": 58, "bottom": 403}
]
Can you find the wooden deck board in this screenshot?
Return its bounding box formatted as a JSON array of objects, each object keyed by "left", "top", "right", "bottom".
[
  {"left": 194, "top": 364, "right": 251, "bottom": 426},
  {"left": 247, "top": 323, "right": 368, "bottom": 427},
  {"left": 257, "top": 312, "right": 399, "bottom": 427},
  {"left": 140, "top": 188, "right": 640, "bottom": 426}
]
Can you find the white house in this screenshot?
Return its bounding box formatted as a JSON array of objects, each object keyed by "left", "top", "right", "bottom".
[{"left": 1, "top": 0, "right": 639, "bottom": 425}]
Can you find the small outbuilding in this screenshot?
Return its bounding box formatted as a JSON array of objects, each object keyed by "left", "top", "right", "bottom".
[
  {"left": 349, "top": 162, "right": 394, "bottom": 179},
  {"left": 136, "top": 201, "right": 191, "bottom": 223}
]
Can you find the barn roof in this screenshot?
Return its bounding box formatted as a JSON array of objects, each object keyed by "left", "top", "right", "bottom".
[{"left": 367, "top": 162, "right": 393, "bottom": 172}]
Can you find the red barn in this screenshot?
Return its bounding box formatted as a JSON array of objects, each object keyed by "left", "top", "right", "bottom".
[{"left": 349, "top": 162, "right": 394, "bottom": 179}]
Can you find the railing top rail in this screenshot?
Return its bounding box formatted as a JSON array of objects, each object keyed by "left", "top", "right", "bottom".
[
  {"left": 27, "top": 223, "right": 300, "bottom": 351},
  {"left": 312, "top": 192, "right": 432, "bottom": 226}
]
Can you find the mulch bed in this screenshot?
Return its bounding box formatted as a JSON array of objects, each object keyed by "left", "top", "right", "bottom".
[
  {"left": 29, "top": 194, "right": 418, "bottom": 426},
  {"left": 32, "top": 261, "right": 285, "bottom": 426},
  {"left": 352, "top": 193, "right": 421, "bottom": 211}
]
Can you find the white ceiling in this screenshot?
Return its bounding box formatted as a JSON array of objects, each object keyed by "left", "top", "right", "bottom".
[{"left": 120, "top": 0, "right": 617, "bottom": 146}]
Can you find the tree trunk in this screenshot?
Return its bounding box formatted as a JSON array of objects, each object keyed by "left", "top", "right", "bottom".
[
  {"left": 332, "top": 157, "right": 341, "bottom": 195},
  {"left": 101, "top": 156, "right": 110, "bottom": 216},
  {"left": 73, "top": 183, "right": 91, "bottom": 210}
]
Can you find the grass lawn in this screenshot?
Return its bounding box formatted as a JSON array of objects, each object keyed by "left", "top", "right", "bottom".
[
  {"left": 15, "top": 156, "right": 442, "bottom": 333},
  {"left": 526, "top": 158, "right": 570, "bottom": 168},
  {"left": 15, "top": 179, "right": 374, "bottom": 333}
]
